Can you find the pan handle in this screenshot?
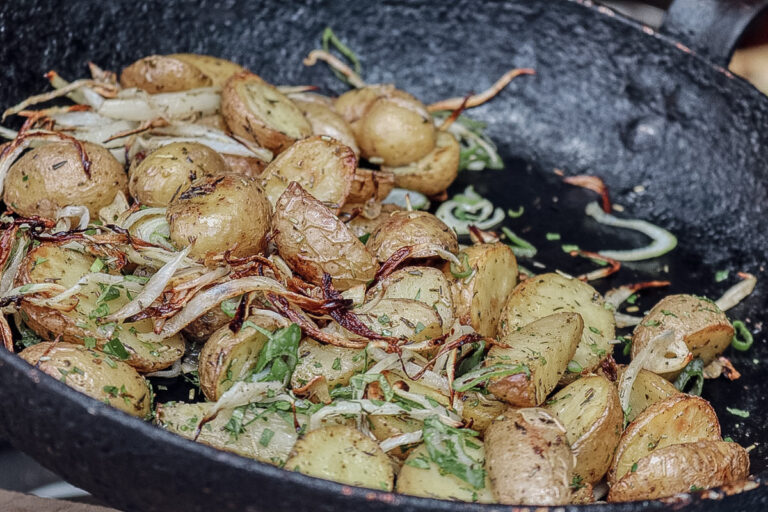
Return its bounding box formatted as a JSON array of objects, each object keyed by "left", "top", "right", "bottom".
[{"left": 660, "top": 0, "right": 768, "bottom": 66}]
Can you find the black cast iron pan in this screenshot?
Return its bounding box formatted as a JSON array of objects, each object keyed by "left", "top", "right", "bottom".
[{"left": 0, "top": 0, "right": 767, "bottom": 510}]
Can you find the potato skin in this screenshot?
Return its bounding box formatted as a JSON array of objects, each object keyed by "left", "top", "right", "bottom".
[
  {"left": 333, "top": 84, "right": 392, "bottom": 138},
  {"left": 4, "top": 141, "right": 128, "bottom": 219},
  {"left": 343, "top": 203, "right": 402, "bottom": 238},
  {"left": 291, "top": 94, "right": 360, "bottom": 156},
  {"left": 128, "top": 141, "right": 230, "bottom": 206},
  {"left": 182, "top": 306, "right": 231, "bottom": 343},
  {"left": 19, "top": 342, "right": 151, "bottom": 418},
  {"left": 377, "top": 265, "right": 455, "bottom": 333},
  {"left": 167, "top": 174, "right": 272, "bottom": 260},
  {"left": 120, "top": 55, "right": 212, "bottom": 93},
  {"left": 632, "top": 294, "right": 734, "bottom": 378},
  {"left": 608, "top": 441, "right": 749, "bottom": 502},
  {"left": 383, "top": 131, "right": 459, "bottom": 196},
  {"left": 169, "top": 53, "right": 245, "bottom": 86},
  {"left": 547, "top": 375, "right": 623, "bottom": 483},
  {"left": 220, "top": 154, "right": 269, "bottom": 179},
  {"left": 459, "top": 391, "right": 506, "bottom": 434},
  {"left": 625, "top": 368, "right": 679, "bottom": 423},
  {"left": 608, "top": 394, "right": 721, "bottom": 485},
  {"left": 484, "top": 408, "right": 574, "bottom": 505},
  {"left": 221, "top": 71, "right": 311, "bottom": 153},
  {"left": 443, "top": 243, "right": 517, "bottom": 338},
  {"left": 273, "top": 182, "right": 378, "bottom": 290},
  {"left": 366, "top": 210, "right": 459, "bottom": 262},
  {"left": 347, "top": 168, "right": 395, "bottom": 204}
]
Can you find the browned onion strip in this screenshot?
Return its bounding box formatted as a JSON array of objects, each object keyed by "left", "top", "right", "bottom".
[
  {"left": 373, "top": 246, "right": 413, "bottom": 283},
  {"left": 563, "top": 174, "right": 612, "bottom": 213},
  {"left": 0, "top": 313, "right": 13, "bottom": 352},
  {"left": 2, "top": 78, "right": 116, "bottom": 120},
  {"left": 103, "top": 118, "right": 168, "bottom": 142},
  {"left": 427, "top": 68, "right": 535, "bottom": 112},
  {"left": 568, "top": 249, "right": 621, "bottom": 281},
  {"left": 437, "top": 94, "right": 471, "bottom": 131},
  {"left": 302, "top": 50, "right": 366, "bottom": 88}
]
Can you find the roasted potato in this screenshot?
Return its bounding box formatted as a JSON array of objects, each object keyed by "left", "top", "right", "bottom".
[
  {"left": 547, "top": 375, "right": 623, "bottom": 483},
  {"left": 632, "top": 294, "right": 734, "bottom": 378},
  {"left": 167, "top": 174, "right": 272, "bottom": 260},
  {"left": 382, "top": 131, "right": 459, "bottom": 196},
  {"left": 291, "top": 337, "right": 366, "bottom": 390},
  {"left": 285, "top": 425, "right": 394, "bottom": 491},
  {"left": 221, "top": 153, "right": 269, "bottom": 179},
  {"left": 608, "top": 394, "right": 722, "bottom": 485},
  {"left": 169, "top": 53, "right": 245, "bottom": 86},
  {"left": 198, "top": 313, "right": 284, "bottom": 401},
  {"left": 16, "top": 244, "right": 184, "bottom": 372},
  {"left": 290, "top": 93, "right": 360, "bottom": 155},
  {"left": 128, "top": 141, "right": 230, "bottom": 207},
  {"left": 368, "top": 414, "right": 422, "bottom": 460},
  {"left": 486, "top": 312, "right": 582, "bottom": 407},
  {"left": 343, "top": 203, "right": 402, "bottom": 238},
  {"left": 458, "top": 391, "right": 506, "bottom": 434},
  {"left": 4, "top": 141, "right": 128, "bottom": 219},
  {"left": 273, "top": 182, "right": 378, "bottom": 290},
  {"left": 625, "top": 368, "right": 680, "bottom": 423},
  {"left": 20, "top": 341, "right": 151, "bottom": 417},
  {"left": 498, "top": 272, "right": 615, "bottom": 377},
  {"left": 377, "top": 266, "right": 454, "bottom": 333},
  {"left": 350, "top": 298, "right": 443, "bottom": 342},
  {"left": 157, "top": 401, "right": 298, "bottom": 465},
  {"left": 261, "top": 136, "right": 356, "bottom": 211},
  {"left": 120, "top": 55, "right": 212, "bottom": 93},
  {"left": 607, "top": 440, "right": 750, "bottom": 502},
  {"left": 366, "top": 210, "right": 459, "bottom": 262},
  {"left": 397, "top": 443, "right": 494, "bottom": 503},
  {"left": 484, "top": 408, "right": 574, "bottom": 505},
  {"left": 443, "top": 243, "right": 517, "bottom": 338},
  {"left": 347, "top": 168, "right": 395, "bottom": 204},
  {"left": 221, "top": 71, "right": 311, "bottom": 153},
  {"left": 181, "top": 306, "right": 232, "bottom": 343},
  {"left": 334, "top": 85, "right": 391, "bottom": 137}
]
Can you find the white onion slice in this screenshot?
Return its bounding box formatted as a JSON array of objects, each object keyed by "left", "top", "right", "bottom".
[
  {"left": 201, "top": 380, "right": 288, "bottom": 425},
  {"left": 0, "top": 237, "right": 29, "bottom": 294},
  {"left": 97, "top": 87, "right": 221, "bottom": 121},
  {"left": 56, "top": 206, "right": 90, "bottom": 231},
  {"left": 435, "top": 185, "right": 505, "bottom": 235},
  {"left": 380, "top": 430, "right": 423, "bottom": 453},
  {"left": 715, "top": 273, "right": 757, "bottom": 312},
  {"left": 614, "top": 312, "right": 643, "bottom": 328},
  {"left": 145, "top": 358, "right": 181, "bottom": 379},
  {"left": 382, "top": 188, "right": 430, "bottom": 210}
]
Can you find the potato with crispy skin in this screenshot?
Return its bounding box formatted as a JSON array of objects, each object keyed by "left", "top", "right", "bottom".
[
  {"left": 625, "top": 368, "right": 680, "bottom": 423},
  {"left": 221, "top": 71, "right": 311, "bottom": 153},
  {"left": 342, "top": 203, "right": 402, "bottom": 239},
  {"left": 366, "top": 210, "right": 459, "bottom": 262},
  {"left": 376, "top": 265, "right": 455, "bottom": 333},
  {"left": 459, "top": 391, "right": 506, "bottom": 434},
  {"left": 347, "top": 168, "right": 395, "bottom": 203},
  {"left": 20, "top": 342, "right": 151, "bottom": 417},
  {"left": 120, "top": 55, "right": 212, "bottom": 93},
  {"left": 128, "top": 141, "right": 230, "bottom": 206},
  {"left": 169, "top": 54, "right": 245, "bottom": 86},
  {"left": 382, "top": 131, "right": 460, "bottom": 196},
  {"left": 290, "top": 338, "right": 365, "bottom": 391},
  {"left": 608, "top": 440, "right": 749, "bottom": 502},
  {"left": 290, "top": 93, "right": 360, "bottom": 156},
  {"left": 273, "top": 182, "right": 378, "bottom": 290},
  {"left": 4, "top": 141, "right": 128, "bottom": 219},
  {"left": 484, "top": 408, "right": 575, "bottom": 505},
  {"left": 167, "top": 174, "right": 272, "bottom": 260}
]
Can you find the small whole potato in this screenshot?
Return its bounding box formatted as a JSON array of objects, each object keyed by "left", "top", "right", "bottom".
[
  {"left": 169, "top": 53, "right": 245, "bottom": 86},
  {"left": 383, "top": 131, "right": 460, "bottom": 196},
  {"left": 366, "top": 210, "right": 459, "bottom": 262},
  {"left": 334, "top": 84, "right": 392, "bottom": 137},
  {"left": 290, "top": 93, "right": 360, "bottom": 156},
  {"left": 4, "top": 141, "right": 128, "bottom": 219},
  {"left": 128, "top": 142, "right": 230, "bottom": 206},
  {"left": 221, "top": 71, "right": 312, "bottom": 153},
  {"left": 167, "top": 174, "right": 272, "bottom": 260},
  {"left": 120, "top": 54, "right": 244, "bottom": 93}
]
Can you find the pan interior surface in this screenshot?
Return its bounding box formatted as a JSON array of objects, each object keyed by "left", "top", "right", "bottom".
[{"left": 0, "top": 1, "right": 766, "bottom": 511}]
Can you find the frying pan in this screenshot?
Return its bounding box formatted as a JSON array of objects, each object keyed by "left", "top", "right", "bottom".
[{"left": 0, "top": 0, "right": 767, "bottom": 510}]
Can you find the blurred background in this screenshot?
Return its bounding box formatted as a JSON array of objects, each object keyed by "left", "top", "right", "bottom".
[{"left": 0, "top": 0, "right": 766, "bottom": 508}]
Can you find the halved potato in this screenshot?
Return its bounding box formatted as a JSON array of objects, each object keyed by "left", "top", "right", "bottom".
[
  {"left": 486, "top": 312, "right": 583, "bottom": 407},
  {"left": 16, "top": 244, "right": 184, "bottom": 372},
  {"left": 632, "top": 294, "right": 734, "bottom": 378},
  {"left": 290, "top": 93, "right": 360, "bottom": 156},
  {"left": 352, "top": 298, "right": 443, "bottom": 342},
  {"left": 285, "top": 425, "right": 394, "bottom": 491},
  {"left": 261, "top": 135, "right": 356, "bottom": 211},
  {"left": 198, "top": 312, "right": 284, "bottom": 401},
  {"left": 485, "top": 408, "right": 574, "bottom": 505},
  {"left": 382, "top": 131, "right": 459, "bottom": 196},
  {"left": 273, "top": 182, "right": 378, "bottom": 290},
  {"left": 608, "top": 441, "right": 750, "bottom": 502},
  {"left": 290, "top": 337, "right": 366, "bottom": 390},
  {"left": 608, "top": 394, "right": 721, "bottom": 484},
  {"left": 397, "top": 443, "right": 495, "bottom": 503},
  {"left": 546, "top": 375, "right": 623, "bottom": 483},
  {"left": 343, "top": 203, "right": 402, "bottom": 239},
  {"left": 221, "top": 153, "right": 269, "bottom": 178},
  {"left": 443, "top": 243, "right": 517, "bottom": 338},
  {"left": 377, "top": 266, "right": 454, "bottom": 333},
  {"left": 156, "top": 401, "right": 298, "bottom": 466},
  {"left": 334, "top": 85, "right": 392, "bottom": 138},
  {"left": 221, "top": 71, "right": 311, "bottom": 153},
  {"left": 368, "top": 415, "right": 422, "bottom": 460},
  {"left": 366, "top": 210, "right": 459, "bottom": 262},
  {"left": 182, "top": 306, "right": 231, "bottom": 344},
  {"left": 347, "top": 168, "right": 395, "bottom": 203},
  {"left": 120, "top": 55, "right": 212, "bottom": 93},
  {"left": 20, "top": 341, "right": 151, "bottom": 417},
  {"left": 499, "top": 273, "right": 615, "bottom": 377},
  {"left": 625, "top": 368, "right": 680, "bottom": 423},
  {"left": 458, "top": 391, "right": 506, "bottom": 434}
]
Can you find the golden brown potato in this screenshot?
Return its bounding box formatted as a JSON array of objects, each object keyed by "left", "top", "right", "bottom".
[
  {"left": 221, "top": 71, "right": 311, "bottom": 153},
  {"left": 443, "top": 243, "right": 517, "bottom": 337},
  {"left": 20, "top": 342, "right": 151, "bottom": 418},
  {"left": 608, "top": 394, "right": 722, "bottom": 485},
  {"left": 608, "top": 441, "right": 749, "bottom": 502},
  {"left": 4, "top": 141, "right": 128, "bottom": 219},
  {"left": 290, "top": 93, "right": 360, "bottom": 155},
  {"left": 547, "top": 375, "right": 623, "bottom": 483},
  {"left": 220, "top": 153, "right": 269, "bottom": 179},
  {"left": 632, "top": 294, "right": 734, "bottom": 378},
  {"left": 382, "top": 131, "right": 459, "bottom": 196},
  {"left": 368, "top": 415, "right": 422, "bottom": 460},
  {"left": 377, "top": 265, "right": 454, "bottom": 333},
  {"left": 285, "top": 425, "right": 394, "bottom": 491},
  {"left": 459, "top": 391, "right": 506, "bottom": 434},
  {"left": 366, "top": 210, "right": 459, "bottom": 262},
  {"left": 167, "top": 174, "right": 272, "bottom": 260},
  {"left": 261, "top": 135, "right": 356, "bottom": 211},
  {"left": 342, "top": 203, "right": 402, "bottom": 238},
  {"left": 169, "top": 53, "right": 245, "bottom": 86},
  {"left": 181, "top": 306, "right": 231, "bottom": 344},
  {"left": 290, "top": 338, "right": 365, "bottom": 391},
  {"left": 273, "top": 182, "right": 378, "bottom": 290},
  {"left": 625, "top": 369, "right": 680, "bottom": 423},
  {"left": 484, "top": 408, "right": 574, "bottom": 505},
  {"left": 499, "top": 273, "right": 615, "bottom": 378},
  {"left": 571, "top": 482, "right": 595, "bottom": 504},
  {"left": 352, "top": 298, "right": 443, "bottom": 342},
  {"left": 333, "top": 84, "right": 391, "bottom": 138},
  {"left": 347, "top": 168, "right": 395, "bottom": 204},
  {"left": 128, "top": 141, "right": 230, "bottom": 206},
  {"left": 120, "top": 55, "right": 212, "bottom": 93},
  {"left": 198, "top": 313, "right": 284, "bottom": 401},
  {"left": 16, "top": 244, "right": 184, "bottom": 373},
  {"left": 486, "top": 312, "right": 582, "bottom": 407}
]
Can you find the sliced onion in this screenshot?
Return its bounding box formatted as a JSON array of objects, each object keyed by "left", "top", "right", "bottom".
[
  {"left": 585, "top": 202, "right": 677, "bottom": 261},
  {"left": 119, "top": 207, "right": 166, "bottom": 231},
  {"left": 97, "top": 87, "right": 221, "bottom": 122},
  {"left": 145, "top": 358, "right": 181, "bottom": 379},
  {"left": 614, "top": 312, "right": 643, "bottom": 328},
  {"left": 56, "top": 206, "right": 90, "bottom": 231},
  {"left": 137, "top": 123, "right": 273, "bottom": 161},
  {"left": 0, "top": 237, "right": 29, "bottom": 294},
  {"left": 435, "top": 185, "right": 505, "bottom": 235},
  {"left": 200, "top": 380, "right": 289, "bottom": 427},
  {"left": 47, "top": 72, "right": 106, "bottom": 109},
  {"left": 715, "top": 273, "right": 756, "bottom": 312},
  {"left": 618, "top": 330, "right": 679, "bottom": 415},
  {"left": 98, "top": 191, "right": 131, "bottom": 225},
  {"left": 33, "top": 273, "right": 143, "bottom": 307},
  {"left": 382, "top": 188, "right": 430, "bottom": 210},
  {"left": 380, "top": 430, "right": 423, "bottom": 453}
]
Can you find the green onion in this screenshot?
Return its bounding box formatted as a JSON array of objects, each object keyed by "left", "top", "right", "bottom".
[
  {"left": 259, "top": 427, "right": 275, "bottom": 447},
  {"left": 321, "top": 27, "right": 362, "bottom": 86},
  {"left": 567, "top": 360, "right": 583, "bottom": 373},
  {"left": 452, "top": 363, "right": 530, "bottom": 392},
  {"left": 102, "top": 338, "right": 130, "bottom": 360},
  {"left": 673, "top": 359, "right": 704, "bottom": 396},
  {"left": 501, "top": 227, "right": 537, "bottom": 258},
  {"left": 726, "top": 407, "right": 750, "bottom": 418},
  {"left": 731, "top": 320, "right": 753, "bottom": 351},
  {"left": 90, "top": 258, "right": 105, "bottom": 272},
  {"left": 507, "top": 206, "right": 524, "bottom": 218},
  {"left": 561, "top": 244, "right": 579, "bottom": 253},
  {"left": 715, "top": 270, "right": 730, "bottom": 282},
  {"left": 450, "top": 252, "right": 473, "bottom": 279},
  {"left": 358, "top": 233, "right": 370, "bottom": 244},
  {"left": 545, "top": 233, "right": 561, "bottom": 241}
]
